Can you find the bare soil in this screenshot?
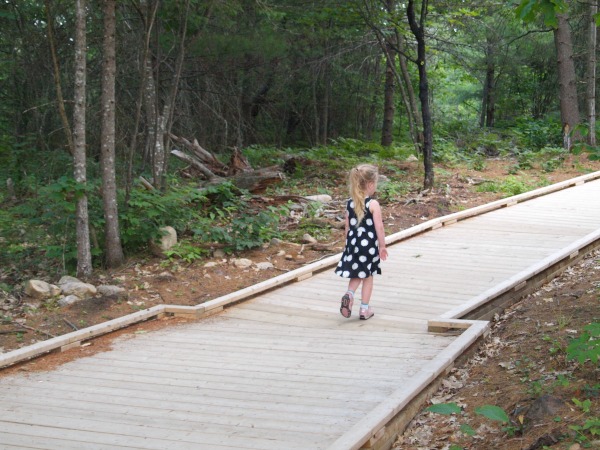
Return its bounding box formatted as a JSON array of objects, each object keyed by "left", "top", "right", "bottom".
[{"left": 1, "top": 155, "right": 599, "bottom": 449}]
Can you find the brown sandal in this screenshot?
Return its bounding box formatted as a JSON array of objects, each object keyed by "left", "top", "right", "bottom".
[{"left": 340, "top": 294, "right": 353, "bottom": 318}]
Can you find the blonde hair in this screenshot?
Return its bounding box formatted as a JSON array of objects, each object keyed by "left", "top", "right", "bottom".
[{"left": 348, "top": 164, "right": 378, "bottom": 226}]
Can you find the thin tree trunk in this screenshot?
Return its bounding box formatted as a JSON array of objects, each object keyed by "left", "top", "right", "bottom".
[
  {"left": 554, "top": 12, "right": 581, "bottom": 148},
  {"left": 126, "top": 0, "right": 158, "bottom": 204},
  {"left": 407, "top": 0, "right": 434, "bottom": 190},
  {"left": 587, "top": 1, "right": 597, "bottom": 146},
  {"left": 101, "top": 0, "right": 124, "bottom": 268},
  {"left": 397, "top": 32, "right": 422, "bottom": 150},
  {"left": 44, "top": 0, "right": 74, "bottom": 156},
  {"left": 381, "top": 41, "right": 395, "bottom": 147},
  {"left": 74, "top": 0, "right": 92, "bottom": 277}
]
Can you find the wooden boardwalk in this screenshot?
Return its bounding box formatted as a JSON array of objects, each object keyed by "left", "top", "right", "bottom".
[{"left": 1, "top": 172, "right": 600, "bottom": 450}]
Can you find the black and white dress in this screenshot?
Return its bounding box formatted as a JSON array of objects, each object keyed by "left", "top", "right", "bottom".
[{"left": 335, "top": 197, "right": 381, "bottom": 279}]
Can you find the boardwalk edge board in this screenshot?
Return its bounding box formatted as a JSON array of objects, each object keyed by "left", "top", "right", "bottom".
[
  {"left": 326, "top": 321, "right": 490, "bottom": 450},
  {"left": 1, "top": 170, "right": 599, "bottom": 370}
]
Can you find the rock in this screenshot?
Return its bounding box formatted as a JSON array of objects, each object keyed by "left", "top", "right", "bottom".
[
  {"left": 525, "top": 395, "right": 565, "bottom": 426},
  {"left": 204, "top": 262, "right": 218, "bottom": 268},
  {"left": 58, "top": 276, "right": 81, "bottom": 286},
  {"left": 60, "top": 281, "right": 97, "bottom": 300},
  {"left": 24, "top": 280, "right": 61, "bottom": 300},
  {"left": 301, "top": 233, "right": 317, "bottom": 244},
  {"left": 213, "top": 249, "right": 226, "bottom": 258},
  {"left": 150, "top": 226, "right": 178, "bottom": 257},
  {"left": 276, "top": 250, "right": 286, "bottom": 256},
  {"left": 406, "top": 154, "right": 418, "bottom": 162},
  {"left": 97, "top": 285, "right": 128, "bottom": 299},
  {"left": 58, "top": 295, "right": 83, "bottom": 307},
  {"left": 232, "top": 258, "right": 253, "bottom": 269},
  {"left": 304, "top": 194, "right": 332, "bottom": 203},
  {"left": 270, "top": 238, "right": 283, "bottom": 246},
  {"left": 256, "top": 262, "right": 274, "bottom": 270}
]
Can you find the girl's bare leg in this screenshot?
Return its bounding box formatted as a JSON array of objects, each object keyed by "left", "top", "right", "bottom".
[{"left": 360, "top": 276, "right": 374, "bottom": 304}]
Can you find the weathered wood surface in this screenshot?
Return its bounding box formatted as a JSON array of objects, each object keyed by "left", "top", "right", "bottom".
[{"left": 1, "top": 174, "right": 600, "bottom": 450}]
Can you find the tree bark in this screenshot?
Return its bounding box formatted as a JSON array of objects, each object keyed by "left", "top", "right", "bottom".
[
  {"left": 554, "top": 12, "right": 581, "bottom": 148},
  {"left": 44, "top": 0, "right": 74, "bottom": 156},
  {"left": 74, "top": 0, "right": 92, "bottom": 277},
  {"left": 407, "top": 0, "right": 434, "bottom": 190},
  {"left": 381, "top": 40, "right": 395, "bottom": 147},
  {"left": 396, "top": 32, "right": 422, "bottom": 151},
  {"left": 101, "top": 0, "right": 124, "bottom": 268},
  {"left": 587, "top": 1, "right": 597, "bottom": 146}
]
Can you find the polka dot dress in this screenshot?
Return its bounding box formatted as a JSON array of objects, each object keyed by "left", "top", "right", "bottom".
[{"left": 335, "top": 197, "right": 381, "bottom": 279}]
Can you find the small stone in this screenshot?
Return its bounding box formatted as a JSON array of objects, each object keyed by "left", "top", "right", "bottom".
[
  {"left": 256, "top": 262, "right": 274, "bottom": 270},
  {"left": 58, "top": 295, "right": 82, "bottom": 307},
  {"left": 301, "top": 233, "right": 317, "bottom": 244},
  {"left": 58, "top": 276, "right": 81, "bottom": 286},
  {"left": 213, "top": 249, "right": 226, "bottom": 258},
  {"left": 150, "top": 226, "right": 178, "bottom": 257},
  {"left": 276, "top": 250, "right": 286, "bottom": 257},
  {"left": 270, "top": 238, "right": 283, "bottom": 246},
  {"left": 60, "top": 282, "right": 97, "bottom": 299},
  {"left": 204, "top": 262, "right": 218, "bottom": 268},
  {"left": 304, "top": 194, "right": 332, "bottom": 203},
  {"left": 97, "top": 285, "right": 128, "bottom": 299},
  {"left": 24, "top": 280, "right": 61, "bottom": 300},
  {"left": 285, "top": 254, "right": 293, "bottom": 260},
  {"left": 232, "top": 258, "right": 253, "bottom": 269}
]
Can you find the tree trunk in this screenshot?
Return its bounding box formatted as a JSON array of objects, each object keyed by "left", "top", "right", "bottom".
[
  {"left": 101, "top": 0, "right": 124, "bottom": 268},
  {"left": 73, "top": 0, "right": 92, "bottom": 277},
  {"left": 44, "top": 0, "right": 74, "bottom": 156},
  {"left": 554, "top": 12, "right": 581, "bottom": 148},
  {"left": 407, "top": 0, "right": 434, "bottom": 190},
  {"left": 587, "top": 1, "right": 597, "bottom": 146},
  {"left": 126, "top": 0, "right": 158, "bottom": 204},
  {"left": 397, "top": 32, "right": 423, "bottom": 151},
  {"left": 381, "top": 41, "right": 395, "bottom": 147}
]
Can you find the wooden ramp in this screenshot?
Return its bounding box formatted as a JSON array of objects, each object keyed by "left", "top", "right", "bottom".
[{"left": 1, "top": 173, "right": 600, "bottom": 450}]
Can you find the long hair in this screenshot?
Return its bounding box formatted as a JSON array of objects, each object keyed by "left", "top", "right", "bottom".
[{"left": 348, "top": 164, "right": 378, "bottom": 226}]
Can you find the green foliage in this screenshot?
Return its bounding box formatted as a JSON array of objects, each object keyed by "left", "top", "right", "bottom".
[
  {"left": 475, "top": 405, "right": 510, "bottom": 423},
  {"left": 163, "top": 242, "right": 209, "bottom": 264},
  {"left": 516, "top": 0, "right": 568, "bottom": 28},
  {"left": 426, "top": 403, "right": 461, "bottom": 415},
  {"left": 193, "top": 204, "right": 285, "bottom": 252},
  {"left": 377, "top": 181, "right": 413, "bottom": 202},
  {"left": 121, "top": 183, "right": 207, "bottom": 251},
  {"left": 511, "top": 118, "right": 563, "bottom": 151},
  {"left": 476, "top": 176, "right": 536, "bottom": 197},
  {"left": 566, "top": 322, "right": 600, "bottom": 365},
  {"left": 569, "top": 417, "right": 600, "bottom": 444}
]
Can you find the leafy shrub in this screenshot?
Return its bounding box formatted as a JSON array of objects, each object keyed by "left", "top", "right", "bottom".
[
  {"left": 511, "top": 117, "right": 562, "bottom": 151},
  {"left": 567, "top": 322, "right": 600, "bottom": 365}
]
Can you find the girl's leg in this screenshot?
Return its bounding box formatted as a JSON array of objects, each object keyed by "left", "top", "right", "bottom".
[
  {"left": 340, "top": 278, "right": 361, "bottom": 318},
  {"left": 360, "top": 276, "right": 374, "bottom": 304},
  {"left": 359, "top": 277, "right": 375, "bottom": 320}
]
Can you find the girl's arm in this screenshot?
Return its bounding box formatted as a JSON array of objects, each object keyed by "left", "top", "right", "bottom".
[
  {"left": 344, "top": 210, "right": 349, "bottom": 237},
  {"left": 369, "top": 199, "right": 388, "bottom": 261}
]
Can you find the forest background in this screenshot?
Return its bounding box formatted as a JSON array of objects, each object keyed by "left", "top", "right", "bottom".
[
  {"left": 1, "top": 1, "right": 600, "bottom": 448},
  {"left": 1, "top": 0, "right": 600, "bottom": 288}
]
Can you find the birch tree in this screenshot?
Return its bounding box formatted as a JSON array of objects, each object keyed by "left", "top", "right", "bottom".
[{"left": 73, "top": 0, "right": 92, "bottom": 276}]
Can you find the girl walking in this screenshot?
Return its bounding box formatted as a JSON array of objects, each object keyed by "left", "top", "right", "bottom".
[{"left": 335, "top": 164, "right": 388, "bottom": 320}]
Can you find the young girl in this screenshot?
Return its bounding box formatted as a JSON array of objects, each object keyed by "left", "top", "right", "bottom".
[{"left": 335, "top": 164, "right": 388, "bottom": 320}]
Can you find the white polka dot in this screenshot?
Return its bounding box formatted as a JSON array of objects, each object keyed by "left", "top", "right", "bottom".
[
  {"left": 366, "top": 219, "right": 373, "bottom": 226},
  {"left": 357, "top": 227, "right": 365, "bottom": 236},
  {"left": 359, "top": 256, "right": 367, "bottom": 263},
  {"left": 351, "top": 238, "right": 356, "bottom": 245},
  {"left": 373, "top": 256, "right": 380, "bottom": 262},
  {"left": 342, "top": 271, "right": 350, "bottom": 277},
  {"left": 367, "top": 263, "right": 372, "bottom": 270},
  {"left": 349, "top": 201, "right": 355, "bottom": 208},
  {"left": 366, "top": 200, "right": 371, "bottom": 208},
  {"left": 369, "top": 248, "right": 376, "bottom": 255},
  {"left": 337, "top": 261, "right": 342, "bottom": 267},
  {"left": 368, "top": 232, "right": 374, "bottom": 239},
  {"left": 358, "top": 271, "right": 367, "bottom": 278},
  {"left": 352, "top": 263, "right": 358, "bottom": 270},
  {"left": 348, "top": 230, "right": 354, "bottom": 236},
  {"left": 346, "top": 255, "right": 353, "bottom": 261},
  {"left": 361, "top": 239, "right": 369, "bottom": 247},
  {"left": 350, "top": 218, "right": 357, "bottom": 226},
  {"left": 354, "top": 247, "right": 359, "bottom": 253}
]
